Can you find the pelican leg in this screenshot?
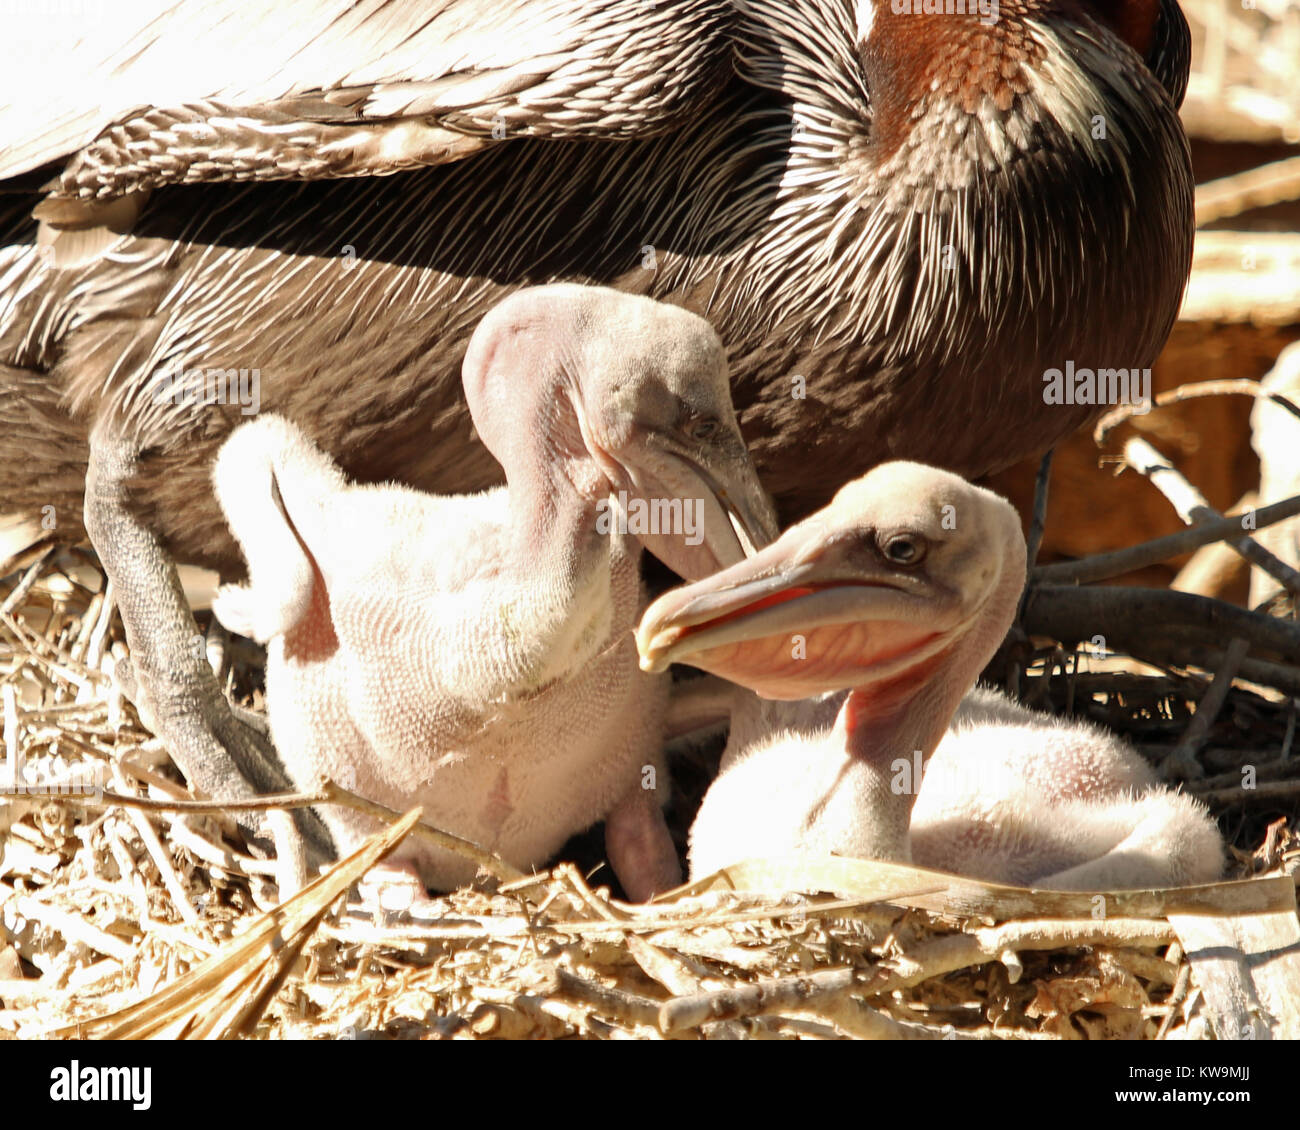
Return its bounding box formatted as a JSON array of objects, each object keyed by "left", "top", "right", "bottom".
[
  {"left": 84, "top": 419, "right": 332, "bottom": 870},
  {"left": 355, "top": 860, "right": 444, "bottom": 922},
  {"left": 605, "top": 781, "right": 681, "bottom": 902}
]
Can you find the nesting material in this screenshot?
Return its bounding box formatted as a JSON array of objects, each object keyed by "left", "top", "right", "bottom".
[{"left": 2, "top": 545, "right": 1299, "bottom": 1041}]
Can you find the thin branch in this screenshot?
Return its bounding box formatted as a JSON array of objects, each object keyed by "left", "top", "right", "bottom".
[
  {"left": 1161, "top": 638, "right": 1250, "bottom": 781},
  {"left": 1094, "top": 378, "right": 1300, "bottom": 446},
  {"left": 535, "top": 964, "right": 663, "bottom": 1028},
  {"left": 1119, "top": 436, "right": 1300, "bottom": 597},
  {"left": 1032, "top": 493, "right": 1300, "bottom": 585},
  {"left": 1131, "top": 638, "right": 1300, "bottom": 697},
  {"left": 1192, "top": 779, "right": 1300, "bottom": 807},
  {"left": 1022, "top": 584, "right": 1300, "bottom": 663},
  {"left": 658, "top": 967, "right": 854, "bottom": 1032},
  {"left": 1018, "top": 449, "right": 1053, "bottom": 624},
  {"left": 0, "top": 546, "right": 57, "bottom": 615},
  {"left": 1025, "top": 449, "right": 1054, "bottom": 576},
  {"left": 855, "top": 918, "right": 1176, "bottom": 1000}
]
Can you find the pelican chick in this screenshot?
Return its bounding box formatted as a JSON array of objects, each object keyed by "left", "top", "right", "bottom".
[
  {"left": 637, "top": 463, "right": 1223, "bottom": 889},
  {"left": 213, "top": 285, "right": 772, "bottom": 902}
]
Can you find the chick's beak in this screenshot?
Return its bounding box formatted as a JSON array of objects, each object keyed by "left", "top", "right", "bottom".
[
  {"left": 635, "top": 525, "right": 950, "bottom": 701},
  {"left": 622, "top": 444, "right": 776, "bottom": 582}
]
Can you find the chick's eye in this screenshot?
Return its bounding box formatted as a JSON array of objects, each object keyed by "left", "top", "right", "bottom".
[
  {"left": 881, "top": 533, "right": 925, "bottom": 565},
  {"left": 685, "top": 417, "right": 721, "bottom": 442}
]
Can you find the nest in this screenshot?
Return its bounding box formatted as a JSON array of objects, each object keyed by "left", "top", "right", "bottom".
[{"left": 2, "top": 519, "right": 1299, "bottom": 1040}]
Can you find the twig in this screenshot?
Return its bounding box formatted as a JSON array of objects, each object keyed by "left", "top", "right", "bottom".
[
  {"left": 0, "top": 546, "right": 56, "bottom": 615},
  {"left": 1171, "top": 531, "right": 1250, "bottom": 600},
  {"left": 124, "top": 799, "right": 202, "bottom": 926},
  {"left": 1134, "top": 638, "right": 1300, "bottom": 697},
  {"left": 1187, "top": 779, "right": 1300, "bottom": 807},
  {"left": 552, "top": 862, "right": 629, "bottom": 923},
  {"left": 9, "top": 894, "right": 136, "bottom": 965},
  {"left": 810, "top": 998, "right": 1053, "bottom": 1040},
  {"left": 1096, "top": 947, "right": 1181, "bottom": 986},
  {"left": 535, "top": 964, "right": 662, "bottom": 1028},
  {"left": 472, "top": 984, "right": 621, "bottom": 1039},
  {"left": 1156, "top": 963, "right": 1193, "bottom": 1040},
  {"left": 1021, "top": 584, "right": 1300, "bottom": 663},
  {"left": 105, "top": 817, "right": 153, "bottom": 923},
  {"left": 1183, "top": 758, "right": 1300, "bottom": 795},
  {"left": 1018, "top": 450, "right": 1054, "bottom": 622},
  {"left": 165, "top": 817, "right": 281, "bottom": 878},
  {"left": 1095, "top": 379, "right": 1300, "bottom": 446},
  {"left": 659, "top": 967, "right": 855, "bottom": 1031},
  {"left": 0, "top": 783, "right": 323, "bottom": 813},
  {"left": 625, "top": 934, "right": 708, "bottom": 996},
  {"left": 84, "top": 579, "right": 116, "bottom": 670},
  {"left": 1161, "top": 638, "right": 1251, "bottom": 780},
  {"left": 1025, "top": 450, "right": 1053, "bottom": 578},
  {"left": 1032, "top": 493, "right": 1300, "bottom": 585},
  {"left": 1119, "top": 436, "right": 1300, "bottom": 597},
  {"left": 856, "top": 918, "right": 1176, "bottom": 999}
]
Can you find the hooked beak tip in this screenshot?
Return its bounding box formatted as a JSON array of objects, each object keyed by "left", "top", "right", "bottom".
[{"left": 636, "top": 622, "right": 682, "bottom": 671}]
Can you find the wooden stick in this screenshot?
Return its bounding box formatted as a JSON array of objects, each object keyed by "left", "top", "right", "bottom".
[
  {"left": 0, "top": 546, "right": 56, "bottom": 615},
  {"left": 1032, "top": 493, "right": 1300, "bottom": 585},
  {"left": 9, "top": 894, "right": 136, "bottom": 965},
  {"left": 536, "top": 964, "right": 663, "bottom": 1028},
  {"left": 1187, "top": 779, "right": 1300, "bottom": 807},
  {"left": 659, "top": 968, "right": 855, "bottom": 1031},
  {"left": 1156, "top": 963, "right": 1193, "bottom": 1040},
  {"left": 1025, "top": 450, "right": 1053, "bottom": 578},
  {"left": 1095, "top": 378, "right": 1300, "bottom": 445},
  {"left": 1120, "top": 436, "right": 1300, "bottom": 596},
  {"left": 856, "top": 918, "right": 1176, "bottom": 999},
  {"left": 1134, "top": 638, "right": 1300, "bottom": 696},
  {"left": 1022, "top": 584, "right": 1300, "bottom": 662},
  {"left": 1161, "top": 637, "right": 1251, "bottom": 780},
  {"left": 1019, "top": 449, "right": 1053, "bottom": 623}
]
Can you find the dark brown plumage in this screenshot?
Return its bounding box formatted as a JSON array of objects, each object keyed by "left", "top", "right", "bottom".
[{"left": 2, "top": 0, "right": 1193, "bottom": 570}]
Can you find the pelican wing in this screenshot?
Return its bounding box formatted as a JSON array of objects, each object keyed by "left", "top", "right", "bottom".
[{"left": 0, "top": 0, "right": 731, "bottom": 199}]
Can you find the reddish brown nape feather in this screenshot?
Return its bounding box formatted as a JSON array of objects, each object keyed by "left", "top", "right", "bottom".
[
  {"left": 862, "top": 5, "right": 1041, "bottom": 157},
  {"left": 864, "top": 0, "right": 1162, "bottom": 158}
]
